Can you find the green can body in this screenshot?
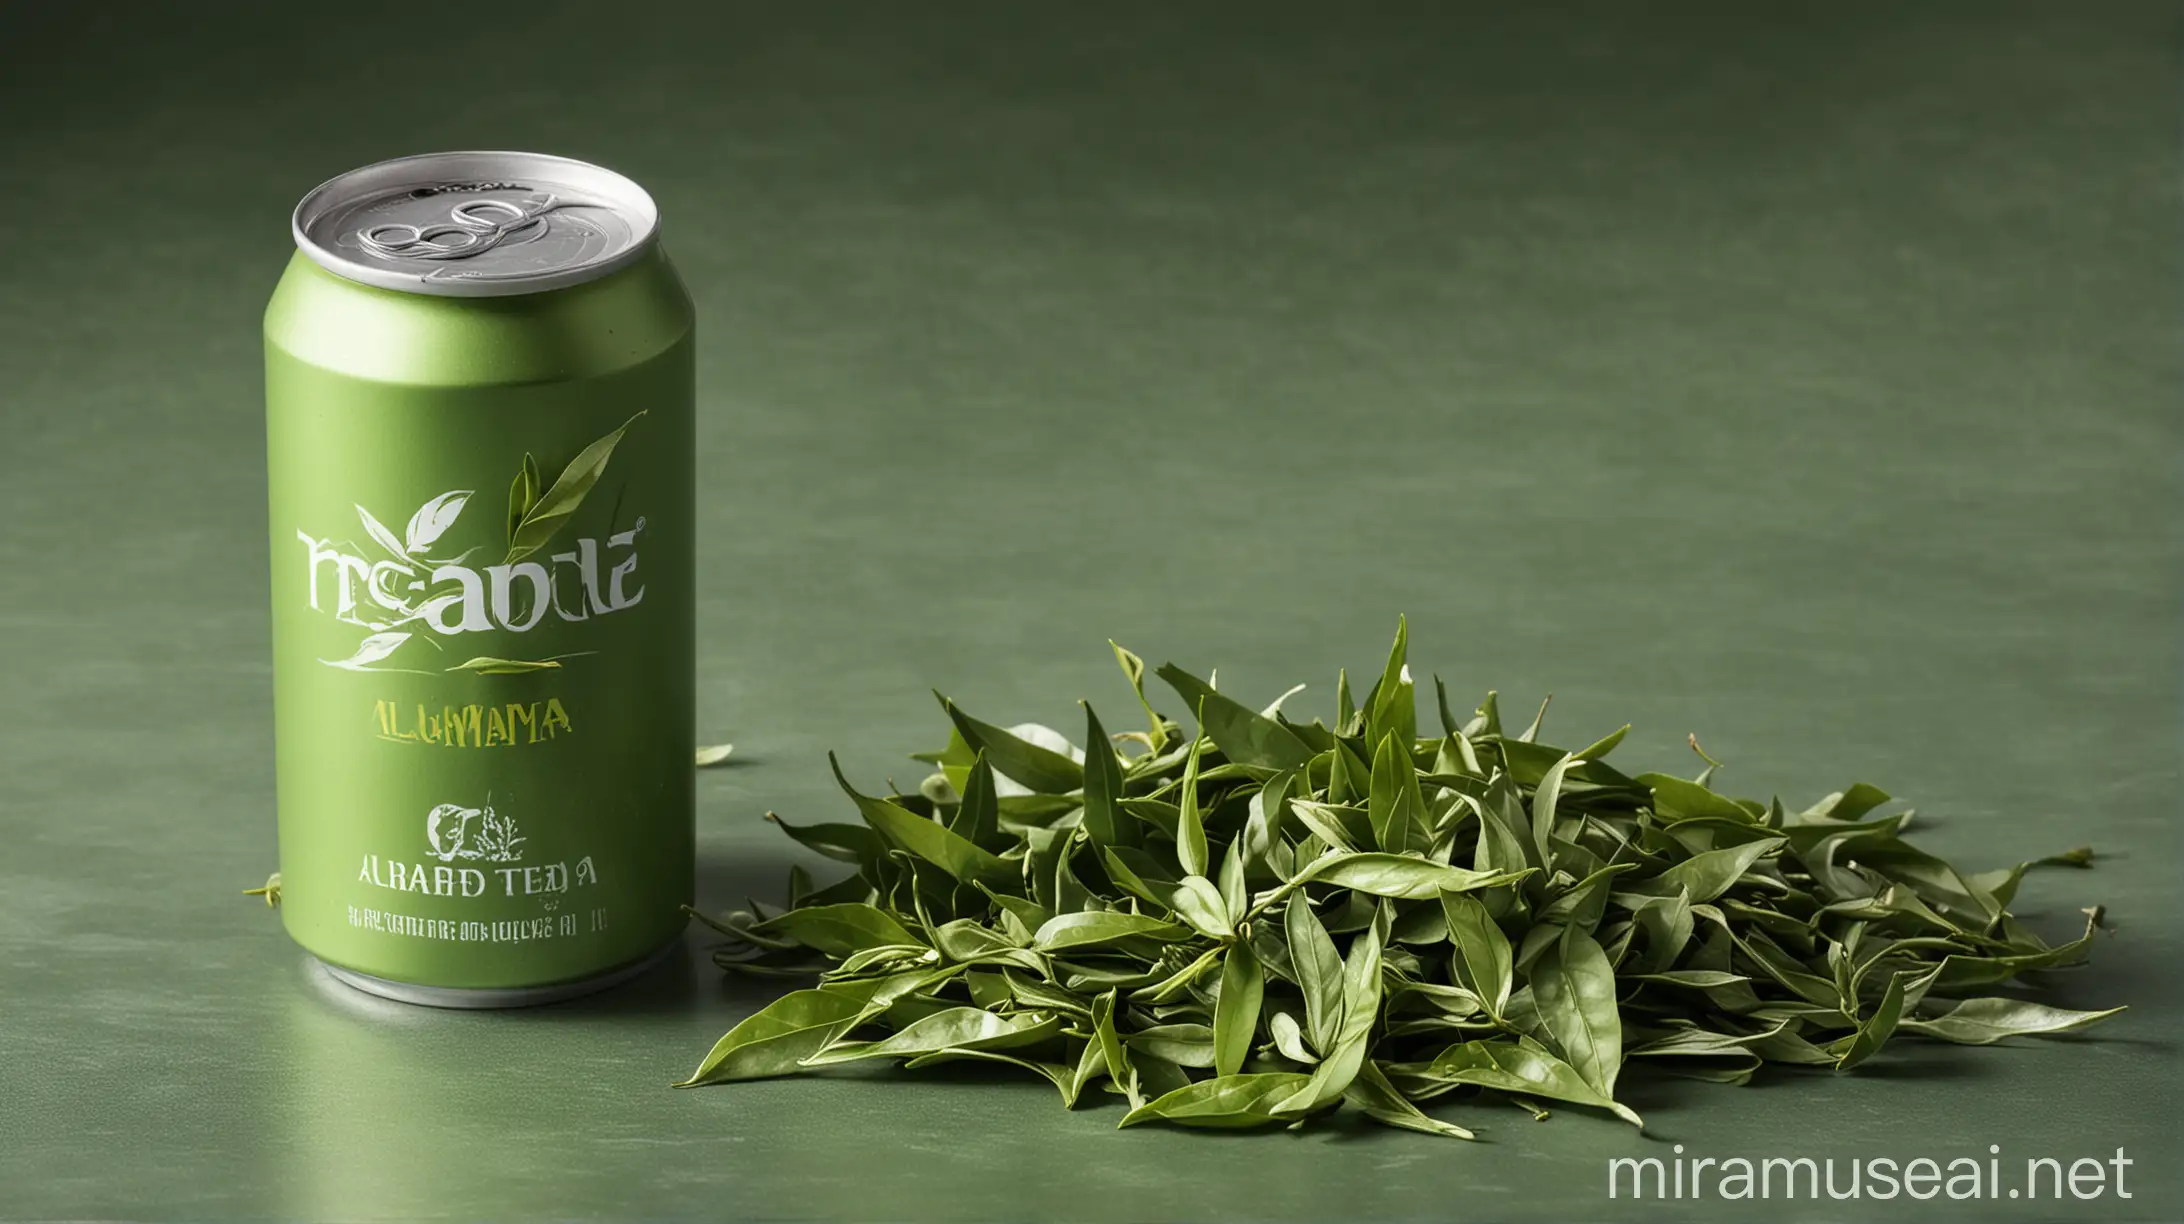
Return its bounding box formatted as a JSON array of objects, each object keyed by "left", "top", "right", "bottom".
[{"left": 264, "top": 243, "right": 695, "bottom": 999}]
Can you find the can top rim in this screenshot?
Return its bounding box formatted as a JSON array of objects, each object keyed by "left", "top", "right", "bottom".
[{"left": 291, "top": 151, "right": 660, "bottom": 298}]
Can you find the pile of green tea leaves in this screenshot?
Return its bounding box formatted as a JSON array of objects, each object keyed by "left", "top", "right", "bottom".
[{"left": 680, "top": 621, "right": 2121, "bottom": 1138}]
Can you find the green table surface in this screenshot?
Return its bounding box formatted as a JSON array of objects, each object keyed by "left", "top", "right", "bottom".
[{"left": 2, "top": 3, "right": 2177, "bottom": 1220}]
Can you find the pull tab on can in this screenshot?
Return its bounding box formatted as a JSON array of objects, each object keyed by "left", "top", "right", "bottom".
[{"left": 357, "top": 193, "right": 564, "bottom": 263}]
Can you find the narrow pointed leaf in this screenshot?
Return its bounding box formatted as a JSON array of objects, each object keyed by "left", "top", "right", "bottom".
[
  {"left": 1032, "top": 910, "right": 1192, "bottom": 952},
  {"left": 1834, "top": 968, "right": 1917, "bottom": 1070},
  {"left": 1529, "top": 925, "right": 1623, "bottom": 1097},
  {"left": 1213, "top": 941, "right": 1265, "bottom": 1077},
  {"left": 1442, "top": 892, "right": 1513, "bottom": 1020},
  {"left": 1900, "top": 999, "right": 2126, "bottom": 1045},
  {"left": 940, "top": 698, "right": 1084, "bottom": 793},
  {"left": 1282, "top": 852, "right": 1529, "bottom": 901},
  {"left": 1175, "top": 734, "right": 1208, "bottom": 877},
  {"left": 677, "top": 988, "right": 871, "bottom": 1086},
  {"left": 1156, "top": 663, "right": 1314, "bottom": 769},
  {"left": 749, "top": 903, "right": 924, "bottom": 957},
  {"left": 1286, "top": 892, "right": 1346, "bottom": 1053},
  {"left": 1079, "top": 703, "right": 1131, "bottom": 847},
  {"left": 1368, "top": 732, "right": 1425, "bottom": 854},
  {"left": 831, "top": 754, "right": 1011, "bottom": 884},
  {"left": 1344, "top": 1059, "right": 1476, "bottom": 1140},
  {"left": 1119, "top": 1073, "right": 1314, "bottom": 1130},
  {"left": 1421, "top": 1038, "right": 1643, "bottom": 1127}
]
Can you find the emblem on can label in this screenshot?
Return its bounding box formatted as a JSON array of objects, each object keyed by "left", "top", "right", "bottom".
[{"left": 426, "top": 800, "right": 525, "bottom": 863}]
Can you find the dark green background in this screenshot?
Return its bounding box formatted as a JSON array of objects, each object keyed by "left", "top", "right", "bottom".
[{"left": 1, "top": 2, "right": 2175, "bottom": 1220}]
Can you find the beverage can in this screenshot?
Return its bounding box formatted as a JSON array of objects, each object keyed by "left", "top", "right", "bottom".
[{"left": 264, "top": 151, "right": 695, "bottom": 1006}]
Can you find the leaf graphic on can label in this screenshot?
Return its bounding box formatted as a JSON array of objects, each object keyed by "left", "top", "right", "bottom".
[
  {"left": 356, "top": 505, "right": 409, "bottom": 560},
  {"left": 447, "top": 656, "right": 563, "bottom": 675},
  {"left": 506, "top": 453, "right": 540, "bottom": 544},
  {"left": 405, "top": 489, "right": 472, "bottom": 554},
  {"left": 323, "top": 631, "right": 410, "bottom": 670},
  {"left": 505, "top": 412, "right": 646, "bottom": 564}
]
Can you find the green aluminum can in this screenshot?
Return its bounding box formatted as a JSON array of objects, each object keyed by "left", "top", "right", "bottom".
[{"left": 264, "top": 151, "right": 695, "bottom": 1006}]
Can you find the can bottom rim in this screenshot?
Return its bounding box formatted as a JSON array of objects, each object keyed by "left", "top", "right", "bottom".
[{"left": 315, "top": 939, "right": 680, "bottom": 1009}]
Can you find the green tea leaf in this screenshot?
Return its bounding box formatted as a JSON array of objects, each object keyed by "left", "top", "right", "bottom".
[
  {"left": 1364, "top": 615, "right": 1416, "bottom": 749},
  {"left": 1900, "top": 998, "right": 2126, "bottom": 1045},
  {"left": 1529, "top": 925, "right": 1623, "bottom": 1097},
  {"left": 750, "top": 903, "right": 923, "bottom": 957},
  {"left": 1327, "top": 738, "right": 1370, "bottom": 805},
  {"left": 1156, "top": 663, "right": 1314, "bottom": 770},
  {"left": 677, "top": 987, "right": 871, "bottom": 1086},
  {"left": 1170, "top": 875, "right": 1233, "bottom": 940},
  {"left": 1517, "top": 694, "right": 1552, "bottom": 743},
  {"left": 765, "top": 811, "right": 882, "bottom": 863},
  {"left": 506, "top": 411, "right": 644, "bottom": 564},
  {"left": 1217, "top": 833, "right": 1249, "bottom": 919},
  {"left": 803, "top": 1007, "right": 1060, "bottom": 1067},
  {"left": 1643, "top": 838, "right": 1785, "bottom": 904},
  {"left": 1469, "top": 690, "right": 1502, "bottom": 739},
  {"left": 1640, "top": 773, "right": 1757, "bottom": 824},
  {"left": 1833, "top": 968, "right": 1916, "bottom": 1070},
  {"left": 1368, "top": 733, "right": 1426, "bottom": 854},
  {"left": 1133, "top": 947, "right": 1224, "bottom": 1005},
  {"left": 949, "top": 753, "right": 1003, "bottom": 849},
  {"left": 1530, "top": 752, "right": 1581, "bottom": 865},
  {"left": 1213, "top": 940, "right": 1265, "bottom": 1077},
  {"left": 1627, "top": 889, "right": 1695, "bottom": 975},
  {"left": 1574, "top": 723, "right": 1631, "bottom": 762},
  {"left": 1537, "top": 863, "right": 1635, "bottom": 934},
  {"left": 694, "top": 743, "right": 736, "bottom": 767},
  {"left": 940, "top": 698, "right": 1085, "bottom": 793},
  {"left": 1099, "top": 845, "right": 1174, "bottom": 911},
  {"left": 1124, "top": 1024, "right": 1217, "bottom": 1068},
  {"left": 1932, "top": 909, "right": 2101, "bottom": 988},
  {"left": 1268, "top": 1010, "right": 1317, "bottom": 1064},
  {"left": 1175, "top": 733, "right": 1209, "bottom": 877},
  {"left": 1033, "top": 910, "right": 1192, "bottom": 952},
  {"left": 831, "top": 754, "right": 1011, "bottom": 885},
  {"left": 1628, "top": 969, "right": 1749, "bottom": 989},
  {"left": 1287, "top": 798, "right": 1366, "bottom": 852},
  {"left": 1344, "top": 1059, "right": 1475, "bottom": 1140},
  {"left": 1119, "top": 1073, "right": 1315, "bottom": 1130},
  {"left": 905, "top": 1047, "right": 1078, "bottom": 1104},
  {"left": 1421, "top": 1037, "right": 1643, "bottom": 1127},
  {"left": 1276, "top": 906, "right": 1386, "bottom": 1113},
  {"left": 1286, "top": 892, "right": 1345, "bottom": 1053},
  {"left": 1442, "top": 892, "right": 1513, "bottom": 1021},
  {"left": 1280, "top": 852, "right": 1529, "bottom": 902},
  {"left": 1109, "top": 640, "right": 1166, "bottom": 745},
  {"left": 1626, "top": 1019, "right": 1790, "bottom": 1057},
  {"left": 1091, "top": 989, "right": 1138, "bottom": 1108},
  {"left": 1079, "top": 703, "right": 1131, "bottom": 847},
  {"left": 1468, "top": 773, "right": 1539, "bottom": 876}
]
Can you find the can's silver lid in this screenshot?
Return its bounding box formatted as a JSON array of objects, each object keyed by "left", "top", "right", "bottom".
[{"left": 292, "top": 151, "right": 660, "bottom": 297}]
